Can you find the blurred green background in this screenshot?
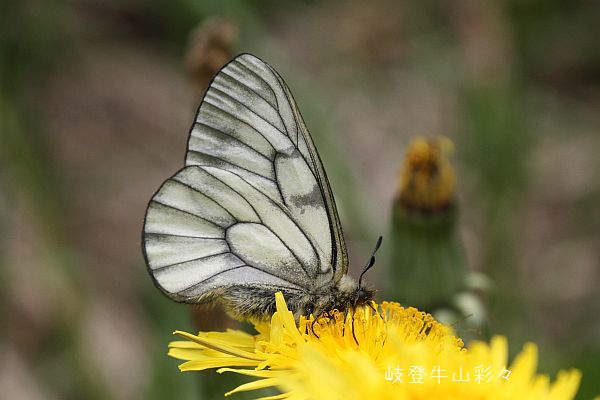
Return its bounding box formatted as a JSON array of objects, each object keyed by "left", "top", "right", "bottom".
[{"left": 1, "top": 0, "right": 599, "bottom": 399}]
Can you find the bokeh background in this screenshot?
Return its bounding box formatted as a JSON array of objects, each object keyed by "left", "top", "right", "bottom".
[{"left": 1, "top": 1, "right": 599, "bottom": 399}]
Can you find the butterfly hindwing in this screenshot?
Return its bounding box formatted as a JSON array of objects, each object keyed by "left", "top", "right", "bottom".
[
  {"left": 144, "top": 166, "right": 310, "bottom": 301},
  {"left": 143, "top": 54, "right": 348, "bottom": 303}
]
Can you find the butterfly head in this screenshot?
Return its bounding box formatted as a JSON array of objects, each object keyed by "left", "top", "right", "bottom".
[{"left": 333, "top": 269, "right": 375, "bottom": 311}]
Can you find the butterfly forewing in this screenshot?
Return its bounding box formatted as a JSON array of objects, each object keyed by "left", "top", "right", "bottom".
[
  {"left": 143, "top": 54, "right": 348, "bottom": 304},
  {"left": 271, "top": 68, "right": 349, "bottom": 280}
]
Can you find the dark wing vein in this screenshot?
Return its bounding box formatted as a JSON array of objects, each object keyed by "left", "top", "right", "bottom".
[
  {"left": 208, "top": 87, "right": 289, "bottom": 142},
  {"left": 186, "top": 149, "right": 277, "bottom": 184},
  {"left": 192, "top": 121, "right": 275, "bottom": 164},
  {"left": 145, "top": 232, "right": 225, "bottom": 240},
  {"left": 168, "top": 177, "right": 236, "bottom": 221},
  {"left": 176, "top": 265, "right": 303, "bottom": 295},
  {"left": 202, "top": 166, "right": 317, "bottom": 278},
  {"left": 150, "top": 200, "right": 226, "bottom": 229},
  {"left": 152, "top": 251, "right": 232, "bottom": 272},
  {"left": 219, "top": 70, "right": 276, "bottom": 111},
  {"left": 232, "top": 59, "right": 280, "bottom": 108}
]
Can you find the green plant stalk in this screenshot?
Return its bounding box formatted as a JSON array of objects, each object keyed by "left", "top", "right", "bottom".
[{"left": 386, "top": 204, "right": 467, "bottom": 312}]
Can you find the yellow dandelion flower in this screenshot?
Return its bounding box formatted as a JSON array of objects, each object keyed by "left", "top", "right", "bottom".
[{"left": 168, "top": 293, "right": 581, "bottom": 399}]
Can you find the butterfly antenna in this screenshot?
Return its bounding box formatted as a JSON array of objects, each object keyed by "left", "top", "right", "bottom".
[{"left": 358, "top": 236, "right": 383, "bottom": 288}]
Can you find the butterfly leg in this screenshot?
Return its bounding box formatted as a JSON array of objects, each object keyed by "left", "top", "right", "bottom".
[
  {"left": 351, "top": 311, "right": 359, "bottom": 345},
  {"left": 310, "top": 310, "right": 333, "bottom": 339},
  {"left": 367, "top": 301, "right": 377, "bottom": 313},
  {"left": 310, "top": 317, "right": 320, "bottom": 338}
]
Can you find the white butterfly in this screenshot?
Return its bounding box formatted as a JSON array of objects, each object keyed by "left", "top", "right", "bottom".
[{"left": 142, "top": 54, "right": 378, "bottom": 320}]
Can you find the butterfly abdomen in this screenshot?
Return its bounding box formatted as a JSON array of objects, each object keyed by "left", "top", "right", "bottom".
[
  {"left": 219, "top": 275, "right": 374, "bottom": 322},
  {"left": 220, "top": 286, "right": 310, "bottom": 321}
]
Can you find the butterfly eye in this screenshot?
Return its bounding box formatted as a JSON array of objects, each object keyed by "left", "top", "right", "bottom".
[
  {"left": 357, "top": 289, "right": 367, "bottom": 300},
  {"left": 355, "top": 288, "right": 373, "bottom": 305}
]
